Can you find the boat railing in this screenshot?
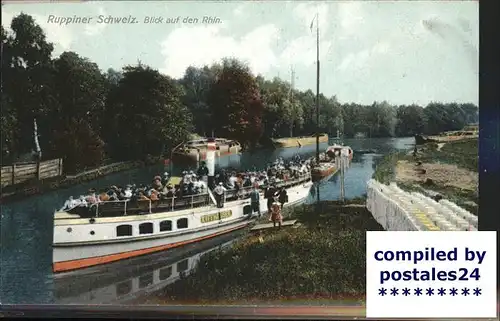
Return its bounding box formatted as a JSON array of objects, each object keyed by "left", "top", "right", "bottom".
[
  {"left": 222, "top": 173, "right": 311, "bottom": 199},
  {"left": 69, "top": 174, "right": 311, "bottom": 217},
  {"left": 86, "top": 192, "right": 212, "bottom": 217}
]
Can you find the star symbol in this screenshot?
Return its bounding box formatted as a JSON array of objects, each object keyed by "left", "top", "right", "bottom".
[
  {"left": 414, "top": 288, "right": 423, "bottom": 296},
  {"left": 449, "top": 288, "right": 458, "bottom": 296},
  {"left": 379, "top": 288, "right": 387, "bottom": 296},
  {"left": 402, "top": 288, "right": 410, "bottom": 296},
  {"left": 473, "top": 287, "right": 482, "bottom": 296},
  {"left": 437, "top": 287, "right": 446, "bottom": 296},
  {"left": 390, "top": 287, "right": 399, "bottom": 296},
  {"left": 426, "top": 288, "right": 434, "bottom": 296},
  {"left": 462, "top": 288, "right": 470, "bottom": 296}
]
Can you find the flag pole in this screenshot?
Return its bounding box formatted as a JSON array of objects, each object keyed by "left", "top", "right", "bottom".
[{"left": 313, "top": 13, "right": 320, "bottom": 164}]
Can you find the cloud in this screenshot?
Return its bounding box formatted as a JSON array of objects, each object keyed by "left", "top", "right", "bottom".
[
  {"left": 279, "top": 35, "right": 332, "bottom": 68},
  {"left": 337, "top": 2, "right": 365, "bottom": 32},
  {"left": 159, "top": 24, "right": 280, "bottom": 78},
  {"left": 421, "top": 16, "right": 478, "bottom": 75},
  {"left": 1, "top": 10, "right": 73, "bottom": 55},
  {"left": 337, "top": 42, "right": 390, "bottom": 72},
  {"left": 83, "top": 7, "right": 106, "bottom": 37},
  {"left": 233, "top": 4, "right": 247, "bottom": 17}
]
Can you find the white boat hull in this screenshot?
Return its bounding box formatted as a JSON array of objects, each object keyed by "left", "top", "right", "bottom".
[{"left": 52, "top": 181, "right": 312, "bottom": 273}]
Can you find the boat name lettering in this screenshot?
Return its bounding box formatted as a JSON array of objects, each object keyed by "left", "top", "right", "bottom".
[{"left": 200, "top": 210, "right": 232, "bottom": 223}]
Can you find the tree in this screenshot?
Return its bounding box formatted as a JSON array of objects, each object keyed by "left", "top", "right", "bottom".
[
  {"left": 2, "top": 14, "right": 56, "bottom": 159},
  {"left": 395, "top": 104, "right": 426, "bottom": 136},
  {"left": 106, "top": 64, "right": 193, "bottom": 160},
  {"left": 179, "top": 65, "right": 220, "bottom": 136},
  {"left": 47, "top": 51, "right": 108, "bottom": 172},
  {"left": 208, "top": 58, "right": 264, "bottom": 147}
]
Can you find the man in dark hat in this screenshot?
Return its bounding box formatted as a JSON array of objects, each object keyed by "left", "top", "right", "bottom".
[{"left": 197, "top": 161, "right": 209, "bottom": 186}]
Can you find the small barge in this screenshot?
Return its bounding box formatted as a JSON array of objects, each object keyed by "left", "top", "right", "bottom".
[
  {"left": 272, "top": 134, "right": 329, "bottom": 148},
  {"left": 171, "top": 138, "right": 241, "bottom": 163},
  {"left": 310, "top": 145, "right": 353, "bottom": 182},
  {"left": 414, "top": 124, "right": 478, "bottom": 145}
]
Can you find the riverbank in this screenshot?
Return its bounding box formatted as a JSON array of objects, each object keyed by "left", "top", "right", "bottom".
[
  {"left": 134, "top": 200, "right": 382, "bottom": 305},
  {"left": 373, "top": 138, "right": 478, "bottom": 215},
  {"left": 0, "top": 158, "right": 163, "bottom": 204}
]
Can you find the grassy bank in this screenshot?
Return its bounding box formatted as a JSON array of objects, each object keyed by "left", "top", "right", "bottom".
[
  {"left": 138, "top": 201, "right": 383, "bottom": 305},
  {"left": 373, "top": 139, "right": 478, "bottom": 214}
]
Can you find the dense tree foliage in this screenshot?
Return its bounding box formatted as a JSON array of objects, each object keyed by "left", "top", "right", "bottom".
[{"left": 1, "top": 14, "right": 478, "bottom": 173}]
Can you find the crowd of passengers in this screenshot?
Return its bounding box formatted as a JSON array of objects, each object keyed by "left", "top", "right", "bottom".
[{"left": 60, "top": 156, "right": 311, "bottom": 211}]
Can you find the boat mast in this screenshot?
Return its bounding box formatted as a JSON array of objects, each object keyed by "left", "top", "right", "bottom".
[
  {"left": 314, "top": 13, "right": 320, "bottom": 164},
  {"left": 290, "top": 65, "right": 295, "bottom": 137}
]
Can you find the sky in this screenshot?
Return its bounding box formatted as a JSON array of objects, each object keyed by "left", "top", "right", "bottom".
[{"left": 2, "top": 1, "right": 478, "bottom": 106}]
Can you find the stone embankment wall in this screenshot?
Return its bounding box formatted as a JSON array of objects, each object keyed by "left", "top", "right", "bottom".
[{"left": 366, "top": 179, "right": 478, "bottom": 231}]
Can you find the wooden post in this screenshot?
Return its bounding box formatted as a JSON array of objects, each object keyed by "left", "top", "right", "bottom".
[
  {"left": 339, "top": 156, "right": 345, "bottom": 203},
  {"left": 58, "top": 158, "right": 63, "bottom": 176},
  {"left": 36, "top": 160, "right": 41, "bottom": 180},
  {"left": 11, "top": 163, "right": 15, "bottom": 186}
]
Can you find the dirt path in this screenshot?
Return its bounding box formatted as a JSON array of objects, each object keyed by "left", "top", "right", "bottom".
[{"left": 395, "top": 160, "right": 477, "bottom": 191}]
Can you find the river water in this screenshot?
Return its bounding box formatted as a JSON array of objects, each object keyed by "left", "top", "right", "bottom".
[{"left": 0, "top": 137, "right": 414, "bottom": 304}]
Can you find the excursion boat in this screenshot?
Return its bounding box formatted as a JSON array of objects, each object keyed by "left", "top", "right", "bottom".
[
  {"left": 272, "top": 134, "right": 329, "bottom": 148},
  {"left": 52, "top": 174, "right": 313, "bottom": 273},
  {"left": 414, "top": 124, "right": 479, "bottom": 145},
  {"left": 310, "top": 145, "right": 352, "bottom": 182},
  {"left": 171, "top": 138, "right": 242, "bottom": 163},
  {"left": 311, "top": 162, "right": 337, "bottom": 182},
  {"left": 326, "top": 144, "right": 353, "bottom": 161}
]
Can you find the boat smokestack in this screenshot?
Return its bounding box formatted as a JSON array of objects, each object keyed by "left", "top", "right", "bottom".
[{"left": 206, "top": 138, "right": 216, "bottom": 189}]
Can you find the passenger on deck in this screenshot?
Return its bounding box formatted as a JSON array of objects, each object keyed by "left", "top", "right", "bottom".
[
  {"left": 228, "top": 172, "right": 237, "bottom": 189},
  {"left": 86, "top": 190, "right": 98, "bottom": 204},
  {"left": 77, "top": 196, "right": 88, "bottom": 207},
  {"left": 138, "top": 191, "right": 150, "bottom": 201},
  {"left": 99, "top": 190, "right": 110, "bottom": 202},
  {"left": 235, "top": 175, "right": 243, "bottom": 199},
  {"left": 124, "top": 186, "right": 133, "bottom": 198},
  {"left": 152, "top": 176, "right": 163, "bottom": 190},
  {"left": 162, "top": 172, "right": 170, "bottom": 185},
  {"left": 107, "top": 188, "right": 119, "bottom": 201},
  {"left": 213, "top": 182, "right": 226, "bottom": 208},
  {"left": 164, "top": 184, "right": 175, "bottom": 197},
  {"left": 182, "top": 171, "right": 189, "bottom": 185},
  {"left": 62, "top": 196, "right": 78, "bottom": 210},
  {"left": 189, "top": 170, "right": 197, "bottom": 182},
  {"left": 193, "top": 177, "right": 207, "bottom": 193},
  {"left": 150, "top": 190, "right": 159, "bottom": 201},
  {"left": 197, "top": 161, "right": 209, "bottom": 185},
  {"left": 243, "top": 175, "right": 252, "bottom": 187}
]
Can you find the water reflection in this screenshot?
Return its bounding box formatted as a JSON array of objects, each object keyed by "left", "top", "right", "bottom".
[{"left": 53, "top": 230, "right": 242, "bottom": 304}]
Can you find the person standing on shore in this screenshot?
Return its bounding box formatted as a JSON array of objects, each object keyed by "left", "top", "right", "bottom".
[
  {"left": 270, "top": 197, "right": 283, "bottom": 229},
  {"left": 250, "top": 187, "right": 261, "bottom": 218},
  {"left": 278, "top": 187, "right": 288, "bottom": 210},
  {"left": 265, "top": 184, "right": 277, "bottom": 213}
]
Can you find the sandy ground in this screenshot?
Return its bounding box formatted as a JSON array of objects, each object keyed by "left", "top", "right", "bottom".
[{"left": 395, "top": 160, "right": 478, "bottom": 191}]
